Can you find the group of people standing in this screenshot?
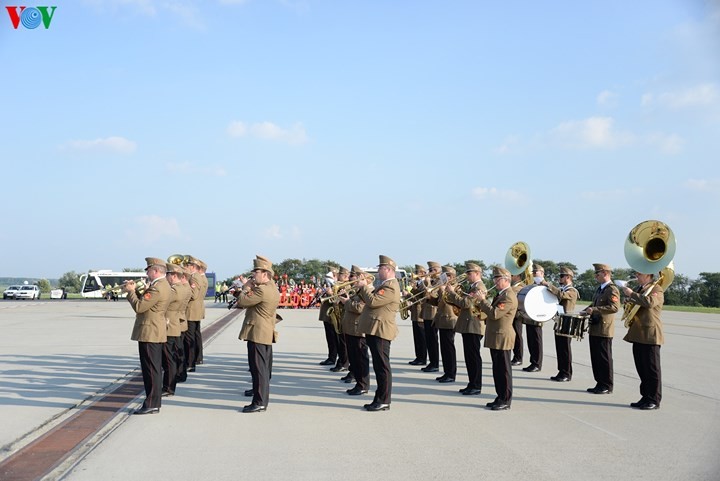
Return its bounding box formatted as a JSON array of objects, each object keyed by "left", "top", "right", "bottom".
[{"left": 124, "top": 256, "right": 208, "bottom": 414}]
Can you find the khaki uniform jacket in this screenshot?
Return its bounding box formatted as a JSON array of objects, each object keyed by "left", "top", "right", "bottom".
[
  {"left": 545, "top": 283, "right": 579, "bottom": 314},
  {"left": 165, "top": 284, "right": 183, "bottom": 337},
  {"left": 476, "top": 287, "right": 518, "bottom": 350},
  {"left": 408, "top": 280, "right": 424, "bottom": 322},
  {"left": 128, "top": 277, "right": 171, "bottom": 343},
  {"left": 341, "top": 293, "right": 365, "bottom": 337},
  {"left": 358, "top": 278, "right": 401, "bottom": 341},
  {"left": 447, "top": 281, "right": 487, "bottom": 336},
  {"left": 418, "top": 279, "right": 438, "bottom": 320},
  {"left": 237, "top": 280, "right": 280, "bottom": 346},
  {"left": 623, "top": 284, "right": 664, "bottom": 345},
  {"left": 589, "top": 283, "right": 621, "bottom": 338},
  {"left": 186, "top": 272, "right": 204, "bottom": 321},
  {"left": 427, "top": 283, "right": 458, "bottom": 329},
  {"left": 176, "top": 282, "right": 192, "bottom": 333},
  {"left": 198, "top": 273, "right": 209, "bottom": 319}
]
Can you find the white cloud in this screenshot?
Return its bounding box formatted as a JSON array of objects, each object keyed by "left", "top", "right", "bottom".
[
  {"left": 227, "top": 120, "right": 309, "bottom": 145},
  {"left": 645, "top": 133, "right": 684, "bottom": 154},
  {"left": 166, "top": 161, "right": 227, "bottom": 177},
  {"left": 494, "top": 135, "right": 520, "bottom": 154},
  {"left": 471, "top": 187, "right": 523, "bottom": 203},
  {"left": 597, "top": 90, "right": 618, "bottom": 107},
  {"left": 549, "top": 116, "right": 633, "bottom": 149},
  {"left": 264, "top": 225, "right": 282, "bottom": 239},
  {"left": 641, "top": 83, "right": 719, "bottom": 109},
  {"left": 262, "top": 225, "right": 302, "bottom": 240},
  {"left": 125, "top": 215, "right": 182, "bottom": 244},
  {"left": 683, "top": 178, "right": 720, "bottom": 193},
  {"left": 62, "top": 136, "right": 137, "bottom": 154}
]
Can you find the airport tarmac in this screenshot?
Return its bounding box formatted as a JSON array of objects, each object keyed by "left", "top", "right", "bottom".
[{"left": 0, "top": 299, "right": 719, "bottom": 481}]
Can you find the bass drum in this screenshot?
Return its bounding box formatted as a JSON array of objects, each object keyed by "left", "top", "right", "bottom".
[{"left": 517, "top": 285, "right": 559, "bottom": 325}]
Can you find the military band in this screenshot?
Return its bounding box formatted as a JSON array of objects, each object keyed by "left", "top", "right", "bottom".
[{"left": 543, "top": 266, "right": 579, "bottom": 382}]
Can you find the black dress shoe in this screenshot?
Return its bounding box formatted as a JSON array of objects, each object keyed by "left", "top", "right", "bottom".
[
  {"left": 587, "top": 386, "right": 600, "bottom": 393},
  {"left": 244, "top": 389, "right": 254, "bottom": 397},
  {"left": 639, "top": 402, "right": 659, "bottom": 410},
  {"left": 408, "top": 359, "right": 422, "bottom": 365},
  {"left": 319, "top": 359, "right": 335, "bottom": 366},
  {"left": 486, "top": 401, "right": 498, "bottom": 408},
  {"left": 630, "top": 399, "right": 647, "bottom": 408},
  {"left": 435, "top": 374, "right": 448, "bottom": 381},
  {"left": 364, "top": 402, "right": 390, "bottom": 412},
  {"left": 459, "top": 387, "right": 470, "bottom": 393},
  {"left": 510, "top": 360, "right": 522, "bottom": 366},
  {"left": 188, "top": 367, "right": 196, "bottom": 372},
  {"left": 330, "top": 366, "right": 348, "bottom": 372},
  {"left": 340, "top": 373, "right": 352, "bottom": 381},
  {"left": 343, "top": 377, "right": 355, "bottom": 384},
  {"left": 421, "top": 365, "right": 439, "bottom": 372},
  {"left": 491, "top": 403, "right": 510, "bottom": 411},
  {"left": 161, "top": 390, "right": 174, "bottom": 397},
  {"left": 462, "top": 388, "right": 482, "bottom": 396},
  {"left": 347, "top": 386, "right": 368, "bottom": 395},
  {"left": 134, "top": 407, "right": 160, "bottom": 415},
  {"left": 438, "top": 377, "right": 455, "bottom": 383},
  {"left": 522, "top": 365, "right": 540, "bottom": 372},
  {"left": 550, "top": 375, "right": 571, "bottom": 382},
  {"left": 588, "top": 387, "right": 612, "bottom": 394},
  {"left": 242, "top": 404, "right": 266, "bottom": 413}
]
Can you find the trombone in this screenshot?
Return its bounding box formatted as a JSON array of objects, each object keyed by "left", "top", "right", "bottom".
[{"left": 319, "top": 274, "right": 375, "bottom": 303}]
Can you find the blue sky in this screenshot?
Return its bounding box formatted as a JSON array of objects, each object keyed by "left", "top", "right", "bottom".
[{"left": 1, "top": 0, "right": 718, "bottom": 281}]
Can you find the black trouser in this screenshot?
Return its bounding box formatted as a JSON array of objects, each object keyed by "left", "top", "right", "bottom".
[
  {"left": 589, "top": 335, "right": 614, "bottom": 390},
  {"left": 367, "top": 335, "right": 392, "bottom": 405},
  {"left": 422, "top": 319, "right": 439, "bottom": 368},
  {"left": 462, "top": 333, "right": 483, "bottom": 390},
  {"left": 512, "top": 315, "right": 523, "bottom": 362},
  {"left": 162, "top": 336, "right": 181, "bottom": 394},
  {"left": 347, "top": 334, "right": 369, "bottom": 390},
  {"left": 490, "top": 349, "right": 512, "bottom": 405},
  {"left": 195, "top": 321, "right": 204, "bottom": 364},
  {"left": 335, "top": 330, "right": 349, "bottom": 369},
  {"left": 184, "top": 321, "right": 201, "bottom": 369},
  {"left": 633, "top": 343, "right": 662, "bottom": 405},
  {"left": 438, "top": 328, "right": 457, "bottom": 378},
  {"left": 411, "top": 320, "right": 427, "bottom": 363},
  {"left": 138, "top": 341, "right": 163, "bottom": 409},
  {"left": 177, "top": 330, "right": 188, "bottom": 382},
  {"left": 247, "top": 341, "right": 272, "bottom": 407},
  {"left": 322, "top": 321, "right": 338, "bottom": 362},
  {"left": 554, "top": 334, "right": 572, "bottom": 378},
  {"left": 526, "top": 323, "right": 543, "bottom": 368}
]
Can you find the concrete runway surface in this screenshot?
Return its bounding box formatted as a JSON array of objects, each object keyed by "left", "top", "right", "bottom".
[{"left": 0, "top": 299, "right": 718, "bottom": 481}]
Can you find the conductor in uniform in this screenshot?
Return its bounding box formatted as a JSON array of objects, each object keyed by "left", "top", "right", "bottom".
[
  {"left": 124, "top": 257, "right": 171, "bottom": 415},
  {"left": 543, "top": 266, "right": 579, "bottom": 382},
  {"left": 235, "top": 255, "right": 281, "bottom": 413},
  {"left": 621, "top": 271, "right": 664, "bottom": 410},
  {"left": 471, "top": 266, "right": 517, "bottom": 411},
  {"left": 581, "top": 263, "right": 620, "bottom": 395},
  {"left": 356, "top": 255, "right": 401, "bottom": 412}
]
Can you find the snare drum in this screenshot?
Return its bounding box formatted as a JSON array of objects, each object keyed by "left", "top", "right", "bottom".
[
  {"left": 553, "top": 313, "right": 590, "bottom": 340},
  {"left": 517, "top": 285, "right": 559, "bottom": 326}
]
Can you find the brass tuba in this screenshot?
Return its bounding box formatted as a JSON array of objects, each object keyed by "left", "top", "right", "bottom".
[
  {"left": 167, "top": 254, "right": 185, "bottom": 265},
  {"left": 621, "top": 220, "right": 676, "bottom": 327},
  {"left": 505, "top": 241, "right": 533, "bottom": 285}
]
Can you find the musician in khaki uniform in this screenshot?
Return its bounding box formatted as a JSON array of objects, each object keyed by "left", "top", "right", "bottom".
[
  {"left": 124, "top": 257, "right": 171, "bottom": 415},
  {"left": 235, "top": 255, "right": 280, "bottom": 413},
  {"left": 510, "top": 274, "right": 525, "bottom": 366},
  {"left": 330, "top": 267, "right": 351, "bottom": 373},
  {"left": 318, "top": 267, "right": 339, "bottom": 366},
  {"left": 176, "top": 266, "right": 193, "bottom": 383},
  {"left": 419, "top": 261, "right": 441, "bottom": 373},
  {"left": 183, "top": 256, "right": 205, "bottom": 373},
  {"left": 430, "top": 265, "right": 459, "bottom": 383},
  {"left": 445, "top": 262, "right": 486, "bottom": 395},
  {"left": 621, "top": 272, "right": 664, "bottom": 410},
  {"left": 161, "top": 262, "right": 185, "bottom": 397},
  {"left": 339, "top": 266, "right": 369, "bottom": 394},
  {"left": 472, "top": 266, "right": 517, "bottom": 411},
  {"left": 407, "top": 264, "right": 428, "bottom": 366},
  {"left": 581, "top": 263, "right": 620, "bottom": 395},
  {"left": 194, "top": 259, "right": 209, "bottom": 365},
  {"left": 543, "top": 266, "right": 579, "bottom": 382},
  {"left": 356, "top": 255, "right": 401, "bottom": 412},
  {"left": 522, "top": 264, "right": 546, "bottom": 373}
]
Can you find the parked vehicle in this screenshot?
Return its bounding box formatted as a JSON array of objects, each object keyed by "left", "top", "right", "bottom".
[
  {"left": 3, "top": 285, "right": 22, "bottom": 299},
  {"left": 15, "top": 285, "right": 41, "bottom": 300}
]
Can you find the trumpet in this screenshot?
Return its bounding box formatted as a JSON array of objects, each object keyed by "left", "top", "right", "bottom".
[
  {"left": 320, "top": 274, "right": 375, "bottom": 303},
  {"left": 102, "top": 279, "right": 147, "bottom": 296}
]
